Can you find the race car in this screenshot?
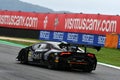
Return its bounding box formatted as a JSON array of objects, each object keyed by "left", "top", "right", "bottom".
[{"left": 16, "top": 41, "right": 100, "bottom": 72}]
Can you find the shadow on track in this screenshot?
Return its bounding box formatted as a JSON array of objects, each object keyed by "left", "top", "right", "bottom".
[{"left": 15, "top": 62, "right": 96, "bottom": 74}]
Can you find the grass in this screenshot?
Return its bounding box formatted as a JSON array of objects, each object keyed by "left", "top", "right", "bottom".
[
  {"left": 0, "top": 38, "right": 120, "bottom": 67},
  {"left": 0, "top": 39, "right": 41, "bottom": 46},
  {"left": 87, "top": 48, "right": 120, "bottom": 66}
]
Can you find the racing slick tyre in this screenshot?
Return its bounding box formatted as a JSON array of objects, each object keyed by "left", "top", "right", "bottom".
[
  {"left": 20, "top": 50, "right": 28, "bottom": 64},
  {"left": 47, "top": 61, "right": 55, "bottom": 69},
  {"left": 82, "top": 64, "right": 96, "bottom": 73},
  {"left": 47, "top": 54, "right": 58, "bottom": 70},
  {"left": 47, "top": 59, "right": 58, "bottom": 70}
]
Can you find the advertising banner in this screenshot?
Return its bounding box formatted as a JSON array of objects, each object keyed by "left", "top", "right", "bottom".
[
  {"left": 40, "top": 13, "right": 119, "bottom": 35},
  {"left": 0, "top": 10, "right": 43, "bottom": 30},
  {"left": 0, "top": 10, "right": 120, "bottom": 35},
  {"left": 39, "top": 30, "right": 106, "bottom": 47}
]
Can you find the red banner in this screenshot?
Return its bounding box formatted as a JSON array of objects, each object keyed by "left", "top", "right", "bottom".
[
  {"left": 0, "top": 10, "right": 120, "bottom": 35},
  {"left": 0, "top": 10, "right": 41, "bottom": 30}
]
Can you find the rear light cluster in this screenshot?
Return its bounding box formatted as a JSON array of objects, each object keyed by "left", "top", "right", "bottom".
[
  {"left": 87, "top": 53, "right": 94, "bottom": 58},
  {"left": 60, "top": 52, "right": 71, "bottom": 56}
]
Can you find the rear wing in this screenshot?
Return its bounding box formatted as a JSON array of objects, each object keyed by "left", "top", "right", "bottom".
[
  {"left": 59, "top": 42, "right": 101, "bottom": 53},
  {"left": 83, "top": 45, "right": 101, "bottom": 53}
]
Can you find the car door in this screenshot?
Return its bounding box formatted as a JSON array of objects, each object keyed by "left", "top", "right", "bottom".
[
  {"left": 37, "top": 43, "right": 50, "bottom": 60},
  {"left": 28, "top": 43, "right": 42, "bottom": 61},
  {"left": 32, "top": 43, "right": 50, "bottom": 60}
]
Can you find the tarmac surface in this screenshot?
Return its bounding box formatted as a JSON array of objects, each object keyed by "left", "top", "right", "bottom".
[{"left": 0, "top": 38, "right": 120, "bottom": 80}]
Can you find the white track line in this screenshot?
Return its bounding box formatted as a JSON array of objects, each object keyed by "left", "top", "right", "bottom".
[{"left": 98, "top": 62, "right": 120, "bottom": 70}]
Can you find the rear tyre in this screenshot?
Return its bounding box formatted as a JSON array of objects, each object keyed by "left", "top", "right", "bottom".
[
  {"left": 82, "top": 64, "right": 95, "bottom": 73},
  {"left": 47, "top": 55, "right": 58, "bottom": 69},
  {"left": 47, "top": 60, "right": 57, "bottom": 70}
]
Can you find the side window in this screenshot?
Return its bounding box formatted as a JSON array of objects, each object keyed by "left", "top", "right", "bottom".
[
  {"left": 32, "top": 43, "right": 50, "bottom": 50},
  {"left": 40, "top": 44, "right": 50, "bottom": 49},
  {"left": 40, "top": 44, "right": 47, "bottom": 49},
  {"left": 32, "top": 43, "right": 41, "bottom": 50}
]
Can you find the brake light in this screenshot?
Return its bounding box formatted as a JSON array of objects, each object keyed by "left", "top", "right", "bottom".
[
  {"left": 87, "top": 53, "right": 94, "bottom": 58},
  {"left": 60, "top": 52, "right": 71, "bottom": 56}
]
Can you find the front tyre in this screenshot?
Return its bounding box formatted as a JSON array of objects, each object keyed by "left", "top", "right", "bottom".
[
  {"left": 20, "top": 53, "right": 28, "bottom": 64},
  {"left": 20, "top": 49, "right": 28, "bottom": 64}
]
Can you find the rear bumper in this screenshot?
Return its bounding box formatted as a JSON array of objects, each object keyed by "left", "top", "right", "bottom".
[
  {"left": 56, "top": 61, "right": 96, "bottom": 70},
  {"left": 58, "top": 58, "right": 97, "bottom": 70},
  {"left": 70, "top": 63, "right": 94, "bottom": 69},
  {"left": 69, "top": 61, "right": 87, "bottom": 65}
]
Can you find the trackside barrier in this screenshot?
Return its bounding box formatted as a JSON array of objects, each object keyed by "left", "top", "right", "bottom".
[
  {"left": 39, "top": 30, "right": 120, "bottom": 48},
  {"left": 105, "top": 33, "right": 118, "bottom": 48},
  {"left": 1, "top": 10, "right": 120, "bottom": 48},
  {"left": 39, "top": 30, "right": 106, "bottom": 47},
  {"left": 0, "top": 10, "right": 120, "bottom": 35}
]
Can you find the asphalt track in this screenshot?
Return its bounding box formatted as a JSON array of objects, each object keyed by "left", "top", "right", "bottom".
[{"left": 0, "top": 43, "right": 120, "bottom": 80}]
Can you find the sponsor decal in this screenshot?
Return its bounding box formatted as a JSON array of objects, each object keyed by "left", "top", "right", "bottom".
[
  {"left": 39, "top": 30, "right": 106, "bottom": 47},
  {"left": 53, "top": 32, "right": 64, "bottom": 41},
  {"left": 0, "top": 15, "right": 38, "bottom": 28},
  {"left": 40, "top": 31, "right": 50, "bottom": 40},
  {"left": 82, "top": 34, "right": 94, "bottom": 44},
  {"left": 98, "top": 36, "right": 106, "bottom": 45},
  {"left": 65, "top": 18, "right": 117, "bottom": 33},
  {"left": 67, "top": 33, "right": 79, "bottom": 42},
  {"left": 43, "top": 16, "right": 48, "bottom": 29},
  {"left": 54, "top": 17, "right": 59, "bottom": 30},
  {"left": 54, "top": 17, "right": 59, "bottom": 29}
]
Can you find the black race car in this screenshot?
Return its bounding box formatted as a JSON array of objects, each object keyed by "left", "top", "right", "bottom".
[{"left": 16, "top": 41, "right": 100, "bottom": 72}]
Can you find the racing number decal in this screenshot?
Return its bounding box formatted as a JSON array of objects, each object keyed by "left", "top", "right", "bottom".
[{"left": 33, "top": 52, "right": 42, "bottom": 59}]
